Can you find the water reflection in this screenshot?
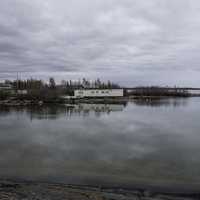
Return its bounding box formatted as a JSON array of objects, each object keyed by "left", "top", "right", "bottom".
[
  {"left": 0, "top": 98, "right": 189, "bottom": 120},
  {"left": 0, "top": 104, "right": 126, "bottom": 120},
  {"left": 0, "top": 98, "right": 200, "bottom": 187},
  {"left": 131, "top": 98, "right": 188, "bottom": 107}
]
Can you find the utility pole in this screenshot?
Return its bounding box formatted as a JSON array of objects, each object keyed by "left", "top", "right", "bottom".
[{"left": 17, "top": 72, "right": 19, "bottom": 91}]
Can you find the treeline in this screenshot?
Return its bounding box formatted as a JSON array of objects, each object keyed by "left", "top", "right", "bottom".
[
  {"left": 1, "top": 78, "right": 120, "bottom": 101},
  {"left": 127, "top": 87, "right": 190, "bottom": 97},
  {"left": 5, "top": 78, "right": 120, "bottom": 90}
]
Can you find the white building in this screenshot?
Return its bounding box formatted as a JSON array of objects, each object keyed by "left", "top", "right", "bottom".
[
  {"left": 0, "top": 84, "right": 12, "bottom": 90},
  {"left": 74, "top": 89, "right": 124, "bottom": 98},
  {"left": 17, "top": 90, "right": 28, "bottom": 95},
  {"left": 0, "top": 83, "right": 15, "bottom": 94}
]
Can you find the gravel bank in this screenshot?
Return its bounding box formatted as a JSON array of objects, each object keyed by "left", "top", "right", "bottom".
[{"left": 0, "top": 181, "right": 199, "bottom": 200}]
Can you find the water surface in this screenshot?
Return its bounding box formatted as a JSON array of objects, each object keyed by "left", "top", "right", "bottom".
[{"left": 0, "top": 98, "right": 200, "bottom": 188}]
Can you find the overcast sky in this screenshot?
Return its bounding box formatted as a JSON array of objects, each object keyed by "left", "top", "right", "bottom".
[{"left": 0, "top": 0, "right": 200, "bottom": 86}]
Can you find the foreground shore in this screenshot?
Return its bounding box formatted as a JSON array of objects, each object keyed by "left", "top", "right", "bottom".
[{"left": 0, "top": 181, "right": 199, "bottom": 200}]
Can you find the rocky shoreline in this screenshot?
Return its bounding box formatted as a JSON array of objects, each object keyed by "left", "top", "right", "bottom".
[
  {"left": 0, "top": 96, "right": 194, "bottom": 107},
  {"left": 0, "top": 100, "right": 44, "bottom": 106},
  {"left": 0, "top": 181, "right": 199, "bottom": 200}
]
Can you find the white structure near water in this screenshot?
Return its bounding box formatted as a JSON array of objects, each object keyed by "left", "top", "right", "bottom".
[
  {"left": 74, "top": 89, "right": 124, "bottom": 98},
  {"left": 0, "top": 84, "right": 12, "bottom": 90}
]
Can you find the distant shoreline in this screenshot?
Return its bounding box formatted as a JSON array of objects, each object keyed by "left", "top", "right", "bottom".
[{"left": 0, "top": 96, "right": 198, "bottom": 107}]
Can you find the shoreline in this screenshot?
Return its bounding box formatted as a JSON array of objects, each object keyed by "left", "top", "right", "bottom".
[
  {"left": 0, "top": 96, "right": 197, "bottom": 107},
  {"left": 0, "top": 180, "right": 199, "bottom": 200}
]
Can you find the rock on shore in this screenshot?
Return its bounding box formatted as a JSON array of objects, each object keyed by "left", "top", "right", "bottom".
[{"left": 0, "top": 181, "right": 199, "bottom": 200}]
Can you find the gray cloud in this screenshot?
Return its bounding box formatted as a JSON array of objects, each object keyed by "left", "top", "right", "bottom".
[{"left": 0, "top": 0, "right": 200, "bottom": 86}]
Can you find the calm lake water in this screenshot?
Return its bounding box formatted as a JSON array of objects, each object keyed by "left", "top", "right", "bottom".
[{"left": 0, "top": 98, "right": 200, "bottom": 188}]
